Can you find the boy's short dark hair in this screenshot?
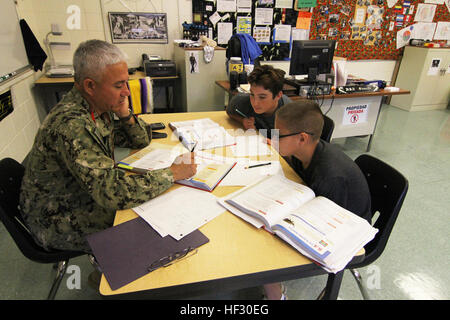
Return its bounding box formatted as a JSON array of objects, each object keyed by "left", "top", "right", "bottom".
[
  {"left": 247, "top": 65, "right": 285, "bottom": 98},
  {"left": 275, "top": 100, "right": 324, "bottom": 141}
]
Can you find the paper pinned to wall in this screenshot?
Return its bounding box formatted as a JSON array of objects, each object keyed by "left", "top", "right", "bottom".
[
  {"left": 434, "top": 21, "right": 450, "bottom": 40},
  {"left": 387, "top": 0, "right": 398, "bottom": 8},
  {"left": 217, "top": 22, "right": 233, "bottom": 44},
  {"left": 276, "top": 0, "right": 294, "bottom": 8},
  {"left": 427, "top": 58, "right": 441, "bottom": 76},
  {"left": 413, "top": 22, "right": 436, "bottom": 40},
  {"left": 217, "top": 0, "right": 237, "bottom": 12},
  {"left": 414, "top": 3, "right": 437, "bottom": 22},
  {"left": 396, "top": 25, "right": 414, "bottom": 49},
  {"left": 255, "top": 8, "right": 274, "bottom": 25}
]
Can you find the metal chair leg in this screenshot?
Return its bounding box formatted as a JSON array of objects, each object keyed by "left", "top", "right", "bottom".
[
  {"left": 350, "top": 268, "right": 371, "bottom": 300},
  {"left": 47, "top": 260, "right": 69, "bottom": 300},
  {"left": 316, "top": 288, "right": 325, "bottom": 300}
]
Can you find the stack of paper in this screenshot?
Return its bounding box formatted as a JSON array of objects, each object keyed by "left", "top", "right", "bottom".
[{"left": 169, "top": 118, "right": 235, "bottom": 151}]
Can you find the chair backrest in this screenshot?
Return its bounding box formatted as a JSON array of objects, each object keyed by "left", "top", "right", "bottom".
[
  {"left": 321, "top": 115, "right": 335, "bottom": 143},
  {"left": 352, "top": 154, "right": 408, "bottom": 268},
  {"left": 0, "top": 158, "right": 84, "bottom": 263}
]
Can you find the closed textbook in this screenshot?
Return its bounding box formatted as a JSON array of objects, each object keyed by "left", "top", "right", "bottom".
[
  {"left": 220, "top": 175, "right": 378, "bottom": 273},
  {"left": 86, "top": 217, "right": 209, "bottom": 290}
]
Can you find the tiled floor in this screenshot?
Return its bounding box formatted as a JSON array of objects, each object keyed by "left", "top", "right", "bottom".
[{"left": 0, "top": 104, "right": 449, "bottom": 300}]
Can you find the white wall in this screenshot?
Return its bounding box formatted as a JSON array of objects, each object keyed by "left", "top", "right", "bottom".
[
  {"left": 0, "top": 71, "right": 47, "bottom": 162},
  {"left": 15, "top": 0, "right": 193, "bottom": 68}
]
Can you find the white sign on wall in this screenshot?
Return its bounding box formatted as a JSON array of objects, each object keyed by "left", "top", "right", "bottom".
[{"left": 343, "top": 104, "right": 369, "bottom": 125}]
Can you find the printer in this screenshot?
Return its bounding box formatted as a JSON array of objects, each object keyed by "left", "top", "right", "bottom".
[{"left": 143, "top": 60, "right": 177, "bottom": 77}]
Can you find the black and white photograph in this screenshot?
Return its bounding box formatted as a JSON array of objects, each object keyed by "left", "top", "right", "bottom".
[{"left": 108, "top": 12, "right": 168, "bottom": 43}]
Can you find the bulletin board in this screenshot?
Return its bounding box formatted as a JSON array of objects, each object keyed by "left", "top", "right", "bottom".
[
  {"left": 191, "top": 0, "right": 450, "bottom": 61},
  {"left": 310, "top": 0, "right": 450, "bottom": 60}
]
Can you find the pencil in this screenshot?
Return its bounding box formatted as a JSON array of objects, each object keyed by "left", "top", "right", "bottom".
[
  {"left": 116, "top": 162, "right": 149, "bottom": 174},
  {"left": 244, "top": 162, "right": 271, "bottom": 169},
  {"left": 235, "top": 108, "right": 248, "bottom": 118}
]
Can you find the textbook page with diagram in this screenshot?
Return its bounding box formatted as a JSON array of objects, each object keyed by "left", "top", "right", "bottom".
[{"left": 220, "top": 175, "right": 378, "bottom": 273}]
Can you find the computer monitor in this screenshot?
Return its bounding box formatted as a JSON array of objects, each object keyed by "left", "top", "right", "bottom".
[{"left": 289, "top": 40, "right": 336, "bottom": 83}]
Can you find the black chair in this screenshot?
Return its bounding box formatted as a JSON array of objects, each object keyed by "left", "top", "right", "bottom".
[
  {"left": 349, "top": 154, "right": 408, "bottom": 299},
  {"left": 0, "top": 158, "right": 85, "bottom": 299},
  {"left": 318, "top": 154, "right": 408, "bottom": 299},
  {"left": 321, "top": 115, "right": 335, "bottom": 143}
]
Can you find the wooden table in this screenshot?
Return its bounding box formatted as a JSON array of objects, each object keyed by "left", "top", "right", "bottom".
[
  {"left": 216, "top": 80, "right": 410, "bottom": 152},
  {"left": 98, "top": 111, "right": 364, "bottom": 299}
]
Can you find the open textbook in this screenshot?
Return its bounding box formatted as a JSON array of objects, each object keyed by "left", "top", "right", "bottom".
[
  {"left": 219, "top": 175, "right": 378, "bottom": 273},
  {"left": 168, "top": 118, "right": 235, "bottom": 151}
]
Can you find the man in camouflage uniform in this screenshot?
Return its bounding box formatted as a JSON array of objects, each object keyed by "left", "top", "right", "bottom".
[{"left": 20, "top": 40, "right": 196, "bottom": 252}]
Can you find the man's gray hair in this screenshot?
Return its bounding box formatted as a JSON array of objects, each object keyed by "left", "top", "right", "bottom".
[{"left": 73, "top": 39, "right": 127, "bottom": 83}]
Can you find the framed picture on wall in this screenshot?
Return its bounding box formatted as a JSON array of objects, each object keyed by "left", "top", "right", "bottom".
[{"left": 108, "top": 12, "right": 168, "bottom": 44}]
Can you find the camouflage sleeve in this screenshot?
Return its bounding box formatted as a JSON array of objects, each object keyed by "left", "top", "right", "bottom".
[
  {"left": 58, "top": 120, "right": 173, "bottom": 210},
  {"left": 114, "top": 115, "right": 150, "bottom": 149}
]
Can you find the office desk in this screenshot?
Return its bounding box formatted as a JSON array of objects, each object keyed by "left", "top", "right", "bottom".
[
  {"left": 99, "top": 111, "right": 364, "bottom": 299},
  {"left": 216, "top": 80, "right": 410, "bottom": 151},
  {"left": 35, "top": 71, "right": 178, "bottom": 113}
]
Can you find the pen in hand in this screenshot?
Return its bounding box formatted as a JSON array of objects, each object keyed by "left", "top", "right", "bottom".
[{"left": 191, "top": 142, "right": 198, "bottom": 153}]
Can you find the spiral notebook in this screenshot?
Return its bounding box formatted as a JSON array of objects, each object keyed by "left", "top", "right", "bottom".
[{"left": 86, "top": 217, "right": 209, "bottom": 290}]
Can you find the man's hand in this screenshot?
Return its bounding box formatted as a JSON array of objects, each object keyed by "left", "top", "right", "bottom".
[
  {"left": 115, "top": 96, "right": 130, "bottom": 118},
  {"left": 170, "top": 152, "right": 197, "bottom": 181},
  {"left": 242, "top": 116, "right": 256, "bottom": 130}
]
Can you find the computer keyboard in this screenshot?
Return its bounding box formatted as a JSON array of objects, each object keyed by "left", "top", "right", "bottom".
[{"left": 336, "top": 85, "right": 379, "bottom": 94}]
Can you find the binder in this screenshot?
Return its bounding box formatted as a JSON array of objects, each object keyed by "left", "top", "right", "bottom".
[{"left": 86, "top": 217, "right": 209, "bottom": 290}]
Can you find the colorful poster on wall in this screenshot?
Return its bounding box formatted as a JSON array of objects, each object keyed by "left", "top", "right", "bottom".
[
  {"left": 296, "top": 0, "right": 317, "bottom": 8},
  {"left": 237, "top": 16, "right": 252, "bottom": 34},
  {"left": 396, "top": 25, "right": 414, "bottom": 49},
  {"left": 296, "top": 11, "right": 313, "bottom": 29},
  {"left": 253, "top": 26, "right": 271, "bottom": 43}
]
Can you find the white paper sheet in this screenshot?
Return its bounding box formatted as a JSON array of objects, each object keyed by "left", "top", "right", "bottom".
[
  {"left": 414, "top": 3, "right": 437, "bottom": 22},
  {"left": 412, "top": 22, "right": 436, "bottom": 41},
  {"left": 434, "top": 22, "right": 450, "bottom": 40},
  {"left": 220, "top": 160, "right": 284, "bottom": 186},
  {"left": 130, "top": 148, "right": 182, "bottom": 170},
  {"left": 255, "top": 8, "right": 274, "bottom": 25},
  {"left": 217, "top": 0, "right": 237, "bottom": 12},
  {"left": 217, "top": 22, "right": 233, "bottom": 44},
  {"left": 231, "top": 134, "right": 272, "bottom": 157},
  {"left": 133, "top": 187, "right": 225, "bottom": 240}
]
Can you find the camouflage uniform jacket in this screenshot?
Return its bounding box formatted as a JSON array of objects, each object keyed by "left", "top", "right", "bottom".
[{"left": 19, "top": 87, "right": 174, "bottom": 252}]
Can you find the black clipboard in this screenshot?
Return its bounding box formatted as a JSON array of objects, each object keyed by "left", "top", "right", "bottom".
[{"left": 86, "top": 217, "right": 209, "bottom": 290}]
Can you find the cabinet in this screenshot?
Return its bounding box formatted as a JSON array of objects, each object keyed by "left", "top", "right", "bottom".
[
  {"left": 174, "top": 45, "right": 228, "bottom": 112},
  {"left": 391, "top": 46, "right": 449, "bottom": 111}
]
